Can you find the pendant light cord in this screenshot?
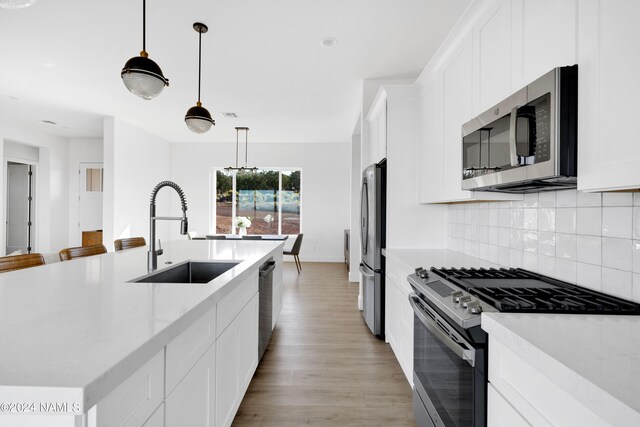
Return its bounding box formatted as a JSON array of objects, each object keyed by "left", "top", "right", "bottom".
[
  {"left": 245, "top": 129, "right": 248, "bottom": 166},
  {"left": 142, "top": 0, "right": 146, "bottom": 52},
  {"left": 235, "top": 128, "right": 239, "bottom": 168},
  {"left": 198, "top": 29, "right": 202, "bottom": 103}
]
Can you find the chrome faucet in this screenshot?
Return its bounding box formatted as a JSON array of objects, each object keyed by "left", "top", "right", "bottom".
[{"left": 148, "top": 181, "right": 188, "bottom": 270}]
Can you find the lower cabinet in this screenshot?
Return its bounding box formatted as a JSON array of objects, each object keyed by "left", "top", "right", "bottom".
[
  {"left": 487, "top": 384, "right": 529, "bottom": 427},
  {"left": 384, "top": 259, "right": 414, "bottom": 385},
  {"left": 165, "top": 343, "right": 216, "bottom": 427},
  {"left": 142, "top": 403, "right": 165, "bottom": 427},
  {"left": 216, "top": 293, "right": 259, "bottom": 427}
]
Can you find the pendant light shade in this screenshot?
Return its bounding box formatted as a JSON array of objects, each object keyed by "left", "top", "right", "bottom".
[
  {"left": 225, "top": 127, "right": 257, "bottom": 171},
  {"left": 121, "top": 0, "right": 169, "bottom": 100},
  {"left": 185, "top": 22, "right": 215, "bottom": 133},
  {"left": 0, "top": 0, "right": 36, "bottom": 9}
]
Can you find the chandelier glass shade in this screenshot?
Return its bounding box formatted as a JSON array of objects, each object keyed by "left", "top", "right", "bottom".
[{"left": 121, "top": 0, "right": 169, "bottom": 100}]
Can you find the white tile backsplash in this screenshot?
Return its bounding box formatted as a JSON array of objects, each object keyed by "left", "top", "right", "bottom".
[
  {"left": 447, "top": 189, "right": 640, "bottom": 303},
  {"left": 577, "top": 207, "right": 602, "bottom": 236},
  {"left": 602, "top": 207, "right": 632, "bottom": 238}
]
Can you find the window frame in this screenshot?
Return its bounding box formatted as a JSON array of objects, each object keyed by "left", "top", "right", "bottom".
[{"left": 210, "top": 167, "right": 302, "bottom": 236}]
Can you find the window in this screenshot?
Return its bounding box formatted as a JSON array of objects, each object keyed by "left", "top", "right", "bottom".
[{"left": 214, "top": 169, "right": 301, "bottom": 235}]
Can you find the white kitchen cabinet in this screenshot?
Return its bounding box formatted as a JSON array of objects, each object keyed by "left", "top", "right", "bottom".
[
  {"left": 487, "top": 384, "right": 529, "bottom": 427},
  {"left": 142, "top": 404, "right": 164, "bottom": 427},
  {"left": 272, "top": 251, "right": 283, "bottom": 329},
  {"left": 93, "top": 350, "right": 165, "bottom": 427},
  {"left": 165, "top": 343, "right": 216, "bottom": 427},
  {"left": 511, "top": 0, "right": 577, "bottom": 90},
  {"left": 384, "top": 257, "right": 414, "bottom": 385},
  {"left": 418, "top": 78, "right": 443, "bottom": 203},
  {"left": 472, "top": 0, "right": 512, "bottom": 114},
  {"left": 367, "top": 94, "right": 387, "bottom": 164},
  {"left": 577, "top": 0, "right": 640, "bottom": 191},
  {"left": 215, "top": 293, "right": 259, "bottom": 427},
  {"left": 488, "top": 336, "right": 608, "bottom": 426}
]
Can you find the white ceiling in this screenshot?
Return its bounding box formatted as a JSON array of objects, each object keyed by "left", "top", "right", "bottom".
[{"left": 0, "top": 0, "right": 470, "bottom": 143}]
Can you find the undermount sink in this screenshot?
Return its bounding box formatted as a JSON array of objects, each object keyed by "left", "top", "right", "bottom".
[{"left": 132, "top": 261, "right": 241, "bottom": 284}]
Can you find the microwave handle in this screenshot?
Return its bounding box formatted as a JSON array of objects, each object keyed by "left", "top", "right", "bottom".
[{"left": 509, "top": 105, "right": 519, "bottom": 167}]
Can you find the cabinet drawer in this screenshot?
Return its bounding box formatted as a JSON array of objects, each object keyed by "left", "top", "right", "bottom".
[
  {"left": 166, "top": 305, "right": 216, "bottom": 395},
  {"left": 385, "top": 260, "right": 413, "bottom": 295},
  {"left": 217, "top": 270, "right": 258, "bottom": 337},
  {"left": 96, "top": 350, "right": 164, "bottom": 427},
  {"left": 489, "top": 337, "right": 606, "bottom": 427},
  {"left": 487, "top": 383, "right": 530, "bottom": 427},
  {"left": 142, "top": 403, "right": 164, "bottom": 427}
]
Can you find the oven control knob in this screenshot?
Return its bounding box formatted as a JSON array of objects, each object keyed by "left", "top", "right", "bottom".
[
  {"left": 467, "top": 302, "right": 483, "bottom": 314},
  {"left": 451, "top": 291, "right": 464, "bottom": 302},
  {"left": 458, "top": 296, "right": 472, "bottom": 307},
  {"left": 418, "top": 270, "right": 429, "bottom": 279},
  {"left": 415, "top": 267, "right": 424, "bottom": 274}
]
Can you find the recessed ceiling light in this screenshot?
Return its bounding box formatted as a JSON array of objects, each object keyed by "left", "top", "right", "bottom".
[
  {"left": 42, "top": 120, "right": 56, "bottom": 125},
  {"left": 321, "top": 37, "right": 338, "bottom": 48},
  {"left": 222, "top": 112, "right": 238, "bottom": 118}
]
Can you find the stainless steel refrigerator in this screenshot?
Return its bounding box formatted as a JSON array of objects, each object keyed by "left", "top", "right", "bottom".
[{"left": 359, "top": 159, "right": 386, "bottom": 337}]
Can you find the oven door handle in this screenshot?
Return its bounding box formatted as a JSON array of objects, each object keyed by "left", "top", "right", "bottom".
[{"left": 409, "top": 294, "right": 476, "bottom": 367}]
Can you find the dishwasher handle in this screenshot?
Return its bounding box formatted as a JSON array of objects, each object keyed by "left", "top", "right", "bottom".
[{"left": 259, "top": 260, "right": 277, "bottom": 277}]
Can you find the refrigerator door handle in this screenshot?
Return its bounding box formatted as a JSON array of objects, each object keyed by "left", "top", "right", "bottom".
[{"left": 359, "top": 263, "right": 375, "bottom": 279}]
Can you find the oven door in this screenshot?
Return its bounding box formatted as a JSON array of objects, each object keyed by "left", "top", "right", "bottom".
[{"left": 409, "top": 292, "right": 486, "bottom": 427}]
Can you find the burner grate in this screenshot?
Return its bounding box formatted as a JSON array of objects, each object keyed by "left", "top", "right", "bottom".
[{"left": 430, "top": 267, "right": 640, "bottom": 314}]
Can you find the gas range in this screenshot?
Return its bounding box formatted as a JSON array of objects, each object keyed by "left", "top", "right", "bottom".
[
  {"left": 409, "top": 266, "right": 640, "bottom": 427},
  {"left": 408, "top": 266, "right": 640, "bottom": 329}
]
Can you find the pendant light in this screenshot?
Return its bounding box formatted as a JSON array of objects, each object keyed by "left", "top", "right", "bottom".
[
  {"left": 0, "top": 0, "right": 36, "bottom": 9},
  {"left": 121, "top": 0, "right": 169, "bottom": 100},
  {"left": 225, "top": 127, "right": 258, "bottom": 172},
  {"left": 185, "top": 22, "right": 215, "bottom": 133}
]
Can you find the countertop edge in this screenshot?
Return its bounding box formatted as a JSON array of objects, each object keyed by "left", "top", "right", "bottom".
[{"left": 481, "top": 312, "right": 640, "bottom": 424}]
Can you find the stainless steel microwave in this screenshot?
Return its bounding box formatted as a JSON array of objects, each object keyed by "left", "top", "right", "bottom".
[{"left": 461, "top": 65, "right": 578, "bottom": 193}]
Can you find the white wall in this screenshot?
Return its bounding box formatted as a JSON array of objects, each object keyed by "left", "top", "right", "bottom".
[
  {"left": 68, "top": 138, "right": 103, "bottom": 247},
  {"left": 0, "top": 121, "right": 69, "bottom": 255},
  {"left": 349, "top": 127, "right": 362, "bottom": 282},
  {"left": 170, "top": 142, "right": 350, "bottom": 262},
  {"left": 103, "top": 118, "right": 172, "bottom": 251}
]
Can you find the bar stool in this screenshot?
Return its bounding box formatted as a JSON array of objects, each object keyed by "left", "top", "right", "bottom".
[
  {"left": 114, "top": 237, "right": 146, "bottom": 251},
  {"left": 59, "top": 244, "right": 107, "bottom": 261},
  {"left": 0, "top": 253, "right": 45, "bottom": 273}
]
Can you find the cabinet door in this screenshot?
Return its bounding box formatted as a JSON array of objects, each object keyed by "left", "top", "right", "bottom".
[
  {"left": 238, "top": 293, "right": 259, "bottom": 390},
  {"left": 473, "top": 0, "right": 512, "bottom": 113},
  {"left": 418, "top": 78, "right": 444, "bottom": 203},
  {"left": 142, "top": 404, "right": 164, "bottom": 427},
  {"left": 511, "top": 0, "right": 577, "bottom": 89},
  {"left": 578, "top": 0, "right": 640, "bottom": 191},
  {"left": 165, "top": 343, "right": 215, "bottom": 427},
  {"left": 384, "top": 277, "right": 399, "bottom": 351},
  {"left": 377, "top": 102, "right": 387, "bottom": 161},
  {"left": 487, "top": 384, "right": 531, "bottom": 427},
  {"left": 441, "top": 34, "right": 474, "bottom": 202},
  {"left": 215, "top": 293, "right": 259, "bottom": 427},
  {"left": 369, "top": 116, "right": 380, "bottom": 164}
]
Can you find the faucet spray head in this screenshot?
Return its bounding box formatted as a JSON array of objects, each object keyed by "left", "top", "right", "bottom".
[{"left": 180, "top": 217, "right": 188, "bottom": 235}]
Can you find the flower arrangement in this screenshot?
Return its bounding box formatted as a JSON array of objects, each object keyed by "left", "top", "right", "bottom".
[
  {"left": 263, "top": 214, "right": 274, "bottom": 223},
  {"left": 234, "top": 216, "right": 252, "bottom": 228}
]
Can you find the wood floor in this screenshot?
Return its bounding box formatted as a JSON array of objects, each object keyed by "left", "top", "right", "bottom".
[{"left": 233, "top": 262, "right": 416, "bottom": 427}]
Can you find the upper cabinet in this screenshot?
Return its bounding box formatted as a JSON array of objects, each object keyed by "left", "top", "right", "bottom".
[
  {"left": 577, "top": 0, "right": 640, "bottom": 191},
  {"left": 367, "top": 95, "right": 387, "bottom": 164},
  {"left": 511, "top": 0, "right": 577, "bottom": 90}
]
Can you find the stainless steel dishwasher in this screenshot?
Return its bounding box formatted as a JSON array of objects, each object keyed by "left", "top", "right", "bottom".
[{"left": 258, "top": 258, "right": 276, "bottom": 360}]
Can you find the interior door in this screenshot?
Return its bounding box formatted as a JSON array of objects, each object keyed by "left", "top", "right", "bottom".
[
  {"left": 6, "top": 162, "right": 33, "bottom": 254},
  {"left": 79, "top": 163, "right": 104, "bottom": 238}
]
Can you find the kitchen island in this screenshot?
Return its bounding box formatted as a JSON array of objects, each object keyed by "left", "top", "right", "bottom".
[{"left": 0, "top": 239, "right": 284, "bottom": 426}]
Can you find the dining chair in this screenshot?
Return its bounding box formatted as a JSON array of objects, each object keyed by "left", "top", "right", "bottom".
[
  {"left": 0, "top": 253, "right": 45, "bottom": 273},
  {"left": 59, "top": 244, "right": 107, "bottom": 261},
  {"left": 242, "top": 235, "right": 263, "bottom": 240},
  {"left": 283, "top": 234, "right": 303, "bottom": 273},
  {"left": 206, "top": 235, "right": 227, "bottom": 240},
  {"left": 114, "top": 237, "right": 146, "bottom": 251}
]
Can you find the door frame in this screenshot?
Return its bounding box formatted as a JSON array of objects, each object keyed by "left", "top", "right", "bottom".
[
  {"left": 78, "top": 162, "right": 104, "bottom": 244},
  {"left": 4, "top": 157, "right": 39, "bottom": 255}
]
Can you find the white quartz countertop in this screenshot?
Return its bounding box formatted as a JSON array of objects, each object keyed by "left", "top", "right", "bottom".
[
  {"left": 383, "top": 248, "right": 500, "bottom": 273},
  {"left": 0, "top": 240, "right": 283, "bottom": 413},
  {"left": 482, "top": 312, "right": 640, "bottom": 424}
]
